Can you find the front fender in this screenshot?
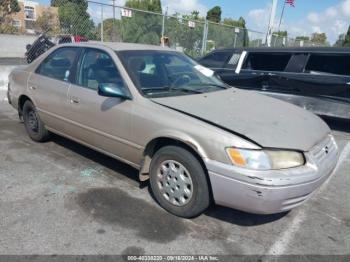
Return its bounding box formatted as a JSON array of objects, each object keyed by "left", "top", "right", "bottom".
[{"left": 138, "top": 130, "right": 208, "bottom": 181}]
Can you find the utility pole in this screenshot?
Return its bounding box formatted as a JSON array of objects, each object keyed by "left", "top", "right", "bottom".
[
  {"left": 201, "top": 20, "right": 208, "bottom": 56},
  {"left": 161, "top": 6, "right": 168, "bottom": 47},
  {"left": 112, "top": 0, "right": 117, "bottom": 42},
  {"left": 266, "top": 0, "right": 278, "bottom": 47},
  {"left": 101, "top": 4, "right": 104, "bottom": 42}
]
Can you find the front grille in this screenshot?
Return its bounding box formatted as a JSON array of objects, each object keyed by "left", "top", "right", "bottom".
[{"left": 310, "top": 135, "right": 337, "bottom": 164}]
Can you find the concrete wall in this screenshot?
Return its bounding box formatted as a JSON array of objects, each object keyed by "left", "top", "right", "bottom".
[
  {"left": 0, "top": 34, "right": 36, "bottom": 58},
  {"left": 0, "top": 65, "right": 22, "bottom": 101}
]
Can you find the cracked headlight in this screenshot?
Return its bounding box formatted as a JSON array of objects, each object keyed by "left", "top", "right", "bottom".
[{"left": 226, "top": 148, "right": 305, "bottom": 170}]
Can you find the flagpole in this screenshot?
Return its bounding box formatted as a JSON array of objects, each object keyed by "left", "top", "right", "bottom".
[
  {"left": 277, "top": 1, "right": 286, "bottom": 34},
  {"left": 273, "top": 1, "right": 286, "bottom": 46}
]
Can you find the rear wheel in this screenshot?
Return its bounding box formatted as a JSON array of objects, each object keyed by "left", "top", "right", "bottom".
[
  {"left": 23, "top": 100, "right": 50, "bottom": 142},
  {"left": 149, "top": 145, "right": 211, "bottom": 218}
]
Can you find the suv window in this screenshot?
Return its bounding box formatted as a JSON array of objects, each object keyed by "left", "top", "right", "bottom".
[
  {"left": 305, "top": 54, "right": 350, "bottom": 76},
  {"left": 200, "top": 51, "right": 232, "bottom": 68},
  {"left": 36, "top": 47, "right": 79, "bottom": 82},
  {"left": 243, "top": 53, "right": 292, "bottom": 71},
  {"left": 78, "top": 48, "right": 126, "bottom": 91},
  {"left": 225, "top": 53, "right": 241, "bottom": 69}
]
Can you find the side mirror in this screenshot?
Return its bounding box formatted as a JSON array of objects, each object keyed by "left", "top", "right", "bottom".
[
  {"left": 98, "top": 83, "right": 131, "bottom": 100},
  {"left": 26, "top": 44, "right": 32, "bottom": 51}
]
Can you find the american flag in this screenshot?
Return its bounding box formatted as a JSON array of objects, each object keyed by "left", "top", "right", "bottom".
[{"left": 285, "top": 0, "right": 295, "bottom": 7}]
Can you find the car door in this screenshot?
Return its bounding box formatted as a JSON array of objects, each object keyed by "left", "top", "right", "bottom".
[
  {"left": 267, "top": 53, "right": 308, "bottom": 94},
  {"left": 272, "top": 53, "right": 350, "bottom": 118},
  {"left": 27, "top": 47, "right": 81, "bottom": 133},
  {"left": 226, "top": 52, "right": 269, "bottom": 90},
  {"left": 67, "top": 47, "right": 140, "bottom": 165}
]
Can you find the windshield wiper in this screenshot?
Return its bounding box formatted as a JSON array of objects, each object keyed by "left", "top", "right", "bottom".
[
  {"left": 188, "top": 83, "right": 229, "bottom": 89},
  {"left": 170, "top": 87, "right": 203, "bottom": 94},
  {"left": 142, "top": 86, "right": 203, "bottom": 95}
]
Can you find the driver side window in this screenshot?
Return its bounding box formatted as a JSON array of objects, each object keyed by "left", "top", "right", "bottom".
[{"left": 78, "top": 49, "right": 126, "bottom": 91}]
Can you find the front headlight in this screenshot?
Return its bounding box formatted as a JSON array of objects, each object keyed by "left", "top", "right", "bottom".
[{"left": 226, "top": 148, "right": 305, "bottom": 170}]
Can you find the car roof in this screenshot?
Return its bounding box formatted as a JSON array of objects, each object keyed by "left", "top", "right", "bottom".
[
  {"left": 209, "top": 47, "right": 350, "bottom": 54},
  {"left": 58, "top": 42, "right": 175, "bottom": 52}
]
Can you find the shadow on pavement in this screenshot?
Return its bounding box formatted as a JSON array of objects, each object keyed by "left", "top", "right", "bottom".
[
  {"left": 205, "top": 205, "right": 288, "bottom": 226},
  {"left": 51, "top": 134, "right": 288, "bottom": 226},
  {"left": 51, "top": 134, "right": 140, "bottom": 184}
]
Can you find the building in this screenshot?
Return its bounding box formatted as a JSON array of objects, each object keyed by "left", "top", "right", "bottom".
[{"left": 10, "top": 0, "right": 58, "bottom": 34}]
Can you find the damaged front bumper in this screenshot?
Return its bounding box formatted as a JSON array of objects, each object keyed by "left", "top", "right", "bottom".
[{"left": 205, "top": 135, "right": 339, "bottom": 214}]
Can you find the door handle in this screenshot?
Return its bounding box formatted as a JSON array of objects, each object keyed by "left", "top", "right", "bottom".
[
  {"left": 69, "top": 97, "right": 80, "bottom": 104},
  {"left": 29, "top": 86, "right": 37, "bottom": 90}
]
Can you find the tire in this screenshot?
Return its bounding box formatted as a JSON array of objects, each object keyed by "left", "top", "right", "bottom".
[
  {"left": 149, "top": 145, "right": 211, "bottom": 218},
  {"left": 22, "top": 100, "right": 50, "bottom": 142}
]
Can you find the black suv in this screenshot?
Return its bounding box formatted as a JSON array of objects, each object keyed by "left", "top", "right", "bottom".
[{"left": 199, "top": 48, "right": 350, "bottom": 120}]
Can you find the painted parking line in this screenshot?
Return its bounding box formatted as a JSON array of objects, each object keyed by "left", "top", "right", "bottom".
[{"left": 267, "top": 141, "right": 350, "bottom": 255}]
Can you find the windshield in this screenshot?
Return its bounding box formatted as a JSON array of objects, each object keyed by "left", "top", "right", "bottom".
[{"left": 117, "top": 50, "right": 228, "bottom": 98}]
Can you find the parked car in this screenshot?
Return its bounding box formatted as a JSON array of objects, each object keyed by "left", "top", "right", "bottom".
[
  {"left": 199, "top": 47, "right": 350, "bottom": 120},
  {"left": 25, "top": 34, "right": 55, "bottom": 64},
  {"left": 25, "top": 34, "right": 88, "bottom": 64},
  {"left": 8, "top": 43, "right": 339, "bottom": 217}
]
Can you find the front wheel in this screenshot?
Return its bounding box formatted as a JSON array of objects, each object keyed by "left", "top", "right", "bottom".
[
  {"left": 23, "top": 100, "right": 50, "bottom": 142},
  {"left": 149, "top": 145, "right": 211, "bottom": 218}
]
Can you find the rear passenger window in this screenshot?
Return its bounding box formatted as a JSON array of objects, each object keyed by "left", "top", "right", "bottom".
[
  {"left": 200, "top": 51, "right": 232, "bottom": 68},
  {"left": 243, "top": 53, "right": 292, "bottom": 71},
  {"left": 36, "top": 47, "right": 79, "bottom": 82},
  {"left": 78, "top": 49, "right": 126, "bottom": 91},
  {"left": 305, "top": 54, "right": 350, "bottom": 76},
  {"left": 225, "top": 53, "right": 241, "bottom": 69}
]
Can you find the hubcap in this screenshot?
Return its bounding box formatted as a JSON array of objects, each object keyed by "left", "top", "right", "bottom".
[
  {"left": 156, "top": 160, "right": 193, "bottom": 206},
  {"left": 27, "top": 110, "right": 38, "bottom": 132}
]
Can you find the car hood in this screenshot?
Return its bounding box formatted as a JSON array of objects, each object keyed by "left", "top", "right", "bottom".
[{"left": 152, "top": 88, "right": 330, "bottom": 151}]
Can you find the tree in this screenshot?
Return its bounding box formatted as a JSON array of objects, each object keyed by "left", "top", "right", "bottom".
[
  {"left": 51, "top": 0, "right": 94, "bottom": 37},
  {"left": 223, "top": 17, "right": 246, "bottom": 28},
  {"left": 120, "top": 0, "right": 163, "bottom": 45},
  {"left": 206, "top": 6, "right": 221, "bottom": 23},
  {"left": 51, "top": 0, "right": 87, "bottom": 9},
  {"left": 97, "top": 18, "right": 121, "bottom": 42},
  {"left": 295, "top": 36, "right": 310, "bottom": 41},
  {"left": 273, "top": 30, "right": 287, "bottom": 37},
  {"left": 343, "top": 26, "right": 350, "bottom": 47},
  {"left": 334, "top": 33, "right": 345, "bottom": 47},
  {"left": 311, "top": 32, "right": 327, "bottom": 44},
  {"left": 165, "top": 11, "right": 205, "bottom": 57},
  {"left": 35, "top": 11, "right": 59, "bottom": 34},
  {"left": 124, "top": 0, "right": 162, "bottom": 13},
  {"left": 0, "top": 0, "right": 20, "bottom": 23},
  {"left": 207, "top": 17, "right": 249, "bottom": 48}
]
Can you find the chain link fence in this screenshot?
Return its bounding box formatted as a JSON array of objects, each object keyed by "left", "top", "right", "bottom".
[{"left": 0, "top": 0, "right": 327, "bottom": 60}]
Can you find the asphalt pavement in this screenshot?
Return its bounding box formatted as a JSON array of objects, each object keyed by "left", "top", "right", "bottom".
[{"left": 0, "top": 98, "right": 349, "bottom": 256}]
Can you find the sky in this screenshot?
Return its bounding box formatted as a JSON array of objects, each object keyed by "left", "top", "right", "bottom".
[{"left": 37, "top": 0, "right": 350, "bottom": 43}]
